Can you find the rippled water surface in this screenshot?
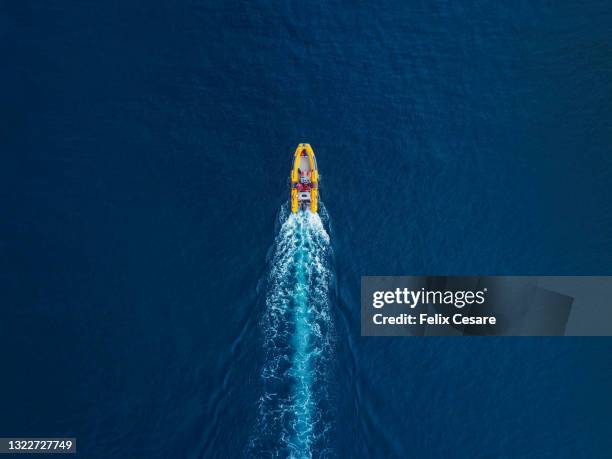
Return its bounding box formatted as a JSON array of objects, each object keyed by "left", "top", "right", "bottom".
[{"left": 3, "top": 1, "right": 612, "bottom": 457}]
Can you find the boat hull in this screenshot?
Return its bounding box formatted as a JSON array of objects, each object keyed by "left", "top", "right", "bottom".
[{"left": 290, "top": 143, "right": 319, "bottom": 213}]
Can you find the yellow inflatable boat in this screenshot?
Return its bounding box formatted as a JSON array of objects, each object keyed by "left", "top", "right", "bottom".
[{"left": 290, "top": 143, "right": 319, "bottom": 213}]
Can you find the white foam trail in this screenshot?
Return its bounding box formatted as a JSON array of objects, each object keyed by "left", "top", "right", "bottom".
[{"left": 249, "top": 207, "right": 334, "bottom": 458}]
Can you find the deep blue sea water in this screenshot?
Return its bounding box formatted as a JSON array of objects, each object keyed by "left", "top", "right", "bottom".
[{"left": 3, "top": 1, "right": 612, "bottom": 457}]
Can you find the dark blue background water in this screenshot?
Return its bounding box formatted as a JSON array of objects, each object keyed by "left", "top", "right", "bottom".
[{"left": 3, "top": 1, "right": 612, "bottom": 457}]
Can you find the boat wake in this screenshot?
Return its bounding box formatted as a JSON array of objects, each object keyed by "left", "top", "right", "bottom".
[{"left": 249, "top": 205, "right": 334, "bottom": 458}]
